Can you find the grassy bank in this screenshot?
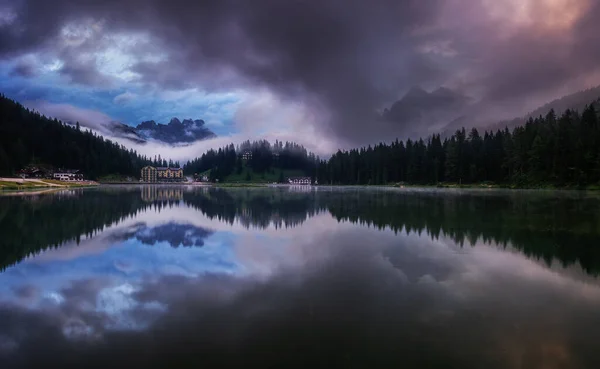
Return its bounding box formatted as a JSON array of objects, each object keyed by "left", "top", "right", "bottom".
[
  {"left": 0, "top": 181, "right": 40, "bottom": 190},
  {"left": 40, "top": 179, "right": 97, "bottom": 188}
]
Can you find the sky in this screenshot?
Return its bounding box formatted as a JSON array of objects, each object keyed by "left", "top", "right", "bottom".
[{"left": 1, "top": 0, "right": 600, "bottom": 160}]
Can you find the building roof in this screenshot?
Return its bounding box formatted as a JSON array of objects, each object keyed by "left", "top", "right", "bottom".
[
  {"left": 143, "top": 166, "right": 182, "bottom": 171},
  {"left": 18, "top": 168, "right": 42, "bottom": 174}
]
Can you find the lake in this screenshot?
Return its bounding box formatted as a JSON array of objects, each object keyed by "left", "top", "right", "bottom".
[{"left": 1, "top": 186, "right": 600, "bottom": 368}]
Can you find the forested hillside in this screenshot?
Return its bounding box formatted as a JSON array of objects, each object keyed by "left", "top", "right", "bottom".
[
  {"left": 319, "top": 105, "right": 600, "bottom": 187},
  {"left": 184, "top": 140, "right": 319, "bottom": 182},
  {"left": 184, "top": 103, "right": 600, "bottom": 187},
  {"left": 0, "top": 94, "right": 174, "bottom": 179},
  {"left": 5, "top": 90, "right": 599, "bottom": 187}
]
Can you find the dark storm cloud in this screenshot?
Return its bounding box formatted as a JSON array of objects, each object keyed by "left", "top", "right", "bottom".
[
  {"left": 0, "top": 0, "right": 446, "bottom": 145},
  {"left": 467, "top": 1, "right": 600, "bottom": 104},
  {"left": 3, "top": 0, "right": 600, "bottom": 145},
  {"left": 58, "top": 61, "right": 114, "bottom": 87}
]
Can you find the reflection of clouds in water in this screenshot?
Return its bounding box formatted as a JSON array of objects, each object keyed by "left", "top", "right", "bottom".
[
  {"left": 2, "top": 196, "right": 600, "bottom": 367},
  {"left": 232, "top": 213, "right": 345, "bottom": 277},
  {"left": 2, "top": 224, "right": 600, "bottom": 368},
  {"left": 96, "top": 283, "right": 165, "bottom": 331},
  {"left": 0, "top": 204, "right": 233, "bottom": 305}
]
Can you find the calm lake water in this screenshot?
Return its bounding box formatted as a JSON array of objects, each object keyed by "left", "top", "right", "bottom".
[{"left": 1, "top": 186, "right": 600, "bottom": 368}]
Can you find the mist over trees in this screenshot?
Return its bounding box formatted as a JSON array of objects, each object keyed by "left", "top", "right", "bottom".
[
  {"left": 185, "top": 103, "right": 600, "bottom": 187},
  {"left": 0, "top": 95, "right": 176, "bottom": 179},
  {"left": 183, "top": 139, "right": 319, "bottom": 181}
]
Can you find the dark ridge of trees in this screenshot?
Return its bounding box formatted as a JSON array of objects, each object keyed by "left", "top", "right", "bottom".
[
  {"left": 2, "top": 187, "right": 600, "bottom": 276},
  {"left": 319, "top": 105, "right": 600, "bottom": 187},
  {"left": 183, "top": 140, "right": 319, "bottom": 181},
  {"left": 0, "top": 94, "right": 178, "bottom": 178}
]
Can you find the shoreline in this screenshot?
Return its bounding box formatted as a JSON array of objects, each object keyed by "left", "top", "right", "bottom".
[
  {"left": 0, "top": 177, "right": 98, "bottom": 191},
  {"left": 4, "top": 176, "right": 597, "bottom": 192},
  {"left": 98, "top": 181, "right": 600, "bottom": 191}
]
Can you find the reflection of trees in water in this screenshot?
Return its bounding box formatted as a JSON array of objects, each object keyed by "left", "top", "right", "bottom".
[
  {"left": 182, "top": 188, "right": 323, "bottom": 230},
  {"left": 2, "top": 187, "right": 600, "bottom": 275},
  {"left": 324, "top": 190, "right": 600, "bottom": 276},
  {"left": 181, "top": 188, "right": 600, "bottom": 275},
  {"left": 0, "top": 187, "right": 184, "bottom": 271}
]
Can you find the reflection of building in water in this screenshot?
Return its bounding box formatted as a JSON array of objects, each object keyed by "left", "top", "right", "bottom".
[
  {"left": 141, "top": 187, "right": 184, "bottom": 202},
  {"left": 287, "top": 184, "right": 315, "bottom": 193}
]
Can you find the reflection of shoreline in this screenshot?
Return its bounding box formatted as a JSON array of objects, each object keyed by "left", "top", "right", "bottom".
[{"left": 2, "top": 187, "right": 600, "bottom": 277}]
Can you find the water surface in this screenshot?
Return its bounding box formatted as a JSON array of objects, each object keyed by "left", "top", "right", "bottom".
[{"left": 1, "top": 186, "right": 600, "bottom": 368}]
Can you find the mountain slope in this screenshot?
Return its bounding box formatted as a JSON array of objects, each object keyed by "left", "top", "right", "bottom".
[
  {"left": 103, "top": 117, "right": 216, "bottom": 145},
  {"left": 383, "top": 86, "right": 472, "bottom": 126},
  {"left": 0, "top": 94, "right": 154, "bottom": 178},
  {"left": 134, "top": 118, "right": 216, "bottom": 144},
  {"left": 443, "top": 85, "right": 600, "bottom": 135}
]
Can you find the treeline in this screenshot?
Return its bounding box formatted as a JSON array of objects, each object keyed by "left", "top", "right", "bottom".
[
  {"left": 0, "top": 94, "right": 174, "bottom": 179},
  {"left": 319, "top": 105, "right": 600, "bottom": 186},
  {"left": 183, "top": 140, "right": 319, "bottom": 181},
  {"left": 149, "top": 155, "right": 181, "bottom": 168}
]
